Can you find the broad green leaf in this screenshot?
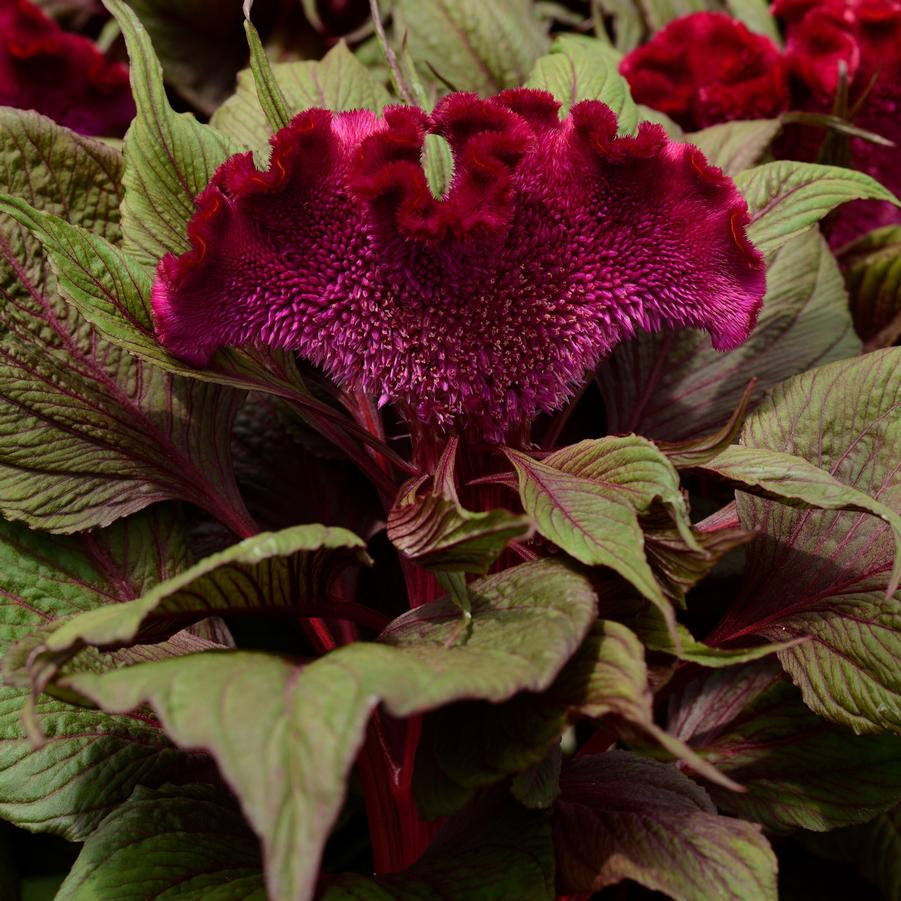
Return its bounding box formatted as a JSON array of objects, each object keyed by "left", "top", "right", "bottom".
[
  {"left": 725, "top": 0, "right": 782, "bottom": 43},
  {"left": 599, "top": 230, "right": 860, "bottom": 440},
  {"left": 595, "top": 0, "right": 645, "bottom": 53},
  {"left": 18, "top": 524, "right": 368, "bottom": 686},
  {"left": 50, "top": 560, "right": 597, "bottom": 900},
  {"left": 393, "top": 0, "right": 549, "bottom": 95},
  {"left": 505, "top": 448, "right": 666, "bottom": 612},
  {"left": 839, "top": 225, "right": 901, "bottom": 349},
  {"left": 525, "top": 34, "right": 638, "bottom": 132},
  {"left": 736, "top": 160, "right": 900, "bottom": 257},
  {"left": 697, "top": 444, "right": 901, "bottom": 594},
  {"left": 687, "top": 119, "right": 781, "bottom": 176},
  {"left": 56, "top": 784, "right": 266, "bottom": 900},
  {"left": 0, "top": 111, "right": 252, "bottom": 534},
  {"left": 325, "top": 796, "right": 554, "bottom": 900},
  {"left": 668, "top": 661, "right": 901, "bottom": 832},
  {"left": 104, "top": 0, "right": 238, "bottom": 269},
  {"left": 0, "top": 509, "right": 213, "bottom": 838},
  {"left": 388, "top": 440, "right": 531, "bottom": 574},
  {"left": 708, "top": 349, "right": 901, "bottom": 733},
  {"left": 553, "top": 751, "right": 777, "bottom": 899},
  {"left": 212, "top": 42, "right": 392, "bottom": 150}
]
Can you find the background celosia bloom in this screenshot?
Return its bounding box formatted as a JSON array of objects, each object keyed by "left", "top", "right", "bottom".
[
  {"left": 0, "top": 0, "right": 135, "bottom": 136},
  {"left": 619, "top": 12, "right": 790, "bottom": 130},
  {"left": 774, "top": 0, "right": 901, "bottom": 245},
  {"left": 153, "top": 90, "right": 765, "bottom": 440}
]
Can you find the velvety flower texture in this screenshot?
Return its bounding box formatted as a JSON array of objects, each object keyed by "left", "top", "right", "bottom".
[
  {"left": 619, "top": 13, "right": 790, "bottom": 131},
  {"left": 0, "top": 0, "right": 135, "bottom": 136},
  {"left": 152, "top": 90, "right": 765, "bottom": 439},
  {"left": 774, "top": 0, "right": 901, "bottom": 245}
]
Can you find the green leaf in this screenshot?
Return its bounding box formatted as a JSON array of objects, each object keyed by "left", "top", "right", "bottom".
[
  {"left": 668, "top": 661, "right": 901, "bottom": 832},
  {"left": 0, "top": 509, "right": 215, "bottom": 838},
  {"left": 838, "top": 225, "right": 901, "bottom": 349},
  {"left": 55, "top": 784, "right": 265, "bottom": 900},
  {"left": 736, "top": 160, "right": 900, "bottom": 257},
  {"left": 697, "top": 443, "right": 901, "bottom": 594},
  {"left": 708, "top": 349, "right": 901, "bottom": 733},
  {"left": 243, "top": 16, "right": 291, "bottom": 132},
  {"left": 599, "top": 230, "right": 860, "bottom": 440},
  {"left": 505, "top": 437, "right": 697, "bottom": 621},
  {"left": 17, "top": 524, "right": 368, "bottom": 686},
  {"left": 104, "top": 0, "right": 238, "bottom": 270},
  {"left": 388, "top": 439, "right": 531, "bottom": 574},
  {"left": 640, "top": 0, "right": 709, "bottom": 31},
  {"left": 48, "top": 560, "right": 597, "bottom": 900},
  {"left": 392, "top": 0, "right": 549, "bottom": 95},
  {"left": 553, "top": 751, "right": 777, "bottom": 899},
  {"left": 0, "top": 111, "right": 253, "bottom": 535},
  {"left": 725, "top": 0, "right": 782, "bottom": 44},
  {"left": 212, "top": 41, "right": 392, "bottom": 150},
  {"left": 325, "top": 795, "right": 554, "bottom": 900},
  {"left": 525, "top": 34, "right": 637, "bottom": 132},
  {"left": 687, "top": 119, "right": 781, "bottom": 176}
]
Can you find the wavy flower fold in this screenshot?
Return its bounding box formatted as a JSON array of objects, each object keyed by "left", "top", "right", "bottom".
[{"left": 152, "top": 89, "right": 765, "bottom": 439}]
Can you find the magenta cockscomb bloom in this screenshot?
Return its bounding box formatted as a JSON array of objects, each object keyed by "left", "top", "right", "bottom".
[
  {"left": 0, "top": 0, "right": 135, "bottom": 137},
  {"left": 152, "top": 90, "right": 765, "bottom": 439},
  {"left": 620, "top": 13, "right": 790, "bottom": 131}
]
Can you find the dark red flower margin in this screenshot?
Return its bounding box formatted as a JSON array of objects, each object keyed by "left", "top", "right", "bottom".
[
  {"left": 0, "top": 0, "right": 134, "bottom": 137},
  {"left": 152, "top": 89, "right": 765, "bottom": 441}
]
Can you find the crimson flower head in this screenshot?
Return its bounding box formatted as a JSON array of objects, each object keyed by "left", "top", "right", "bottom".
[
  {"left": 774, "top": 0, "right": 901, "bottom": 245},
  {"left": 619, "top": 13, "right": 790, "bottom": 131},
  {"left": 152, "top": 90, "right": 765, "bottom": 440},
  {"left": 0, "top": 0, "right": 135, "bottom": 136}
]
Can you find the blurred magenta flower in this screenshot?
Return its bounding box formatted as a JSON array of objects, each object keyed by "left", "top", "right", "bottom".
[
  {"left": 0, "top": 0, "right": 135, "bottom": 136},
  {"left": 774, "top": 0, "right": 901, "bottom": 245},
  {"left": 152, "top": 90, "right": 765, "bottom": 440},
  {"left": 620, "top": 12, "right": 790, "bottom": 131}
]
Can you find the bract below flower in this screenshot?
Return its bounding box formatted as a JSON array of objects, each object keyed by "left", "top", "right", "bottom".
[
  {"left": 152, "top": 90, "right": 765, "bottom": 440},
  {"left": 0, "top": 0, "right": 135, "bottom": 136},
  {"left": 619, "top": 12, "right": 790, "bottom": 131}
]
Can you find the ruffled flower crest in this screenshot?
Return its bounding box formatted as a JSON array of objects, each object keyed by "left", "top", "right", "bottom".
[{"left": 153, "top": 89, "right": 765, "bottom": 440}]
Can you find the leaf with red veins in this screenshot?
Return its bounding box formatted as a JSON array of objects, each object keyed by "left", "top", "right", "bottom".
[
  {"left": 152, "top": 89, "right": 765, "bottom": 440},
  {"left": 708, "top": 349, "right": 901, "bottom": 734}
]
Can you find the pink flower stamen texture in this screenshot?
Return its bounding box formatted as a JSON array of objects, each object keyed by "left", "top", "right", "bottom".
[{"left": 153, "top": 90, "right": 765, "bottom": 439}]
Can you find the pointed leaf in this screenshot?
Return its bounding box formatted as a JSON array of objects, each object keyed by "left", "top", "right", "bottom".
[
  {"left": 393, "top": 0, "right": 549, "bottom": 95},
  {"left": 725, "top": 0, "right": 781, "bottom": 43},
  {"left": 243, "top": 18, "right": 291, "bottom": 132},
  {"left": 104, "top": 0, "right": 238, "bottom": 270},
  {"left": 525, "top": 34, "right": 637, "bottom": 131},
  {"left": 735, "top": 160, "right": 899, "bottom": 257},
  {"left": 668, "top": 661, "right": 901, "bottom": 832},
  {"left": 599, "top": 230, "right": 860, "bottom": 440},
  {"left": 553, "top": 751, "right": 777, "bottom": 899},
  {"left": 48, "top": 559, "right": 596, "bottom": 900},
  {"left": 56, "top": 784, "right": 265, "bottom": 900},
  {"left": 709, "top": 349, "right": 901, "bottom": 733}
]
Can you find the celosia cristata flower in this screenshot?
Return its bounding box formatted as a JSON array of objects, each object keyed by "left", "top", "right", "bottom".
[
  {"left": 774, "top": 0, "right": 901, "bottom": 245},
  {"left": 0, "top": 0, "right": 135, "bottom": 136},
  {"left": 619, "top": 13, "right": 790, "bottom": 131},
  {"left": 152, "top": 90, "right": 765, "bottom": 439}
]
